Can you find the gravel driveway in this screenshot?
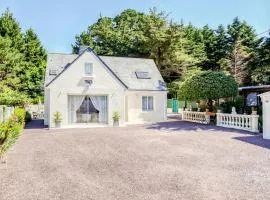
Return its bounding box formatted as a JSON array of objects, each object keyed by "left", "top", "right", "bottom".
[{"left": 1, "top": 119, "right": 270, "bottom": 200}]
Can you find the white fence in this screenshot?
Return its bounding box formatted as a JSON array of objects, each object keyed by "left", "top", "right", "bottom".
[
  {"left": 0, "top": 106, "right": 14, "bottom": 123},
  {"left": 182, "top": 111, "right": 210, "bottom": 124},
  {"left": 25, "top": 104, "right": 44, "bottom": 119},
  {"left": 216, "top": 113, "right": 259, "bottom": 133}
]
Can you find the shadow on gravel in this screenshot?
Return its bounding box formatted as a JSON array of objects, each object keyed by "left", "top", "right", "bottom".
[
  {"left": 147, "top": 120, "right": 256, "bottom": 135},
  {"left": 233, "top": 135, "right": 270, "bottom": 150},
  {"left": 24, "top": 119, "right": 47, "bottom": 129}
]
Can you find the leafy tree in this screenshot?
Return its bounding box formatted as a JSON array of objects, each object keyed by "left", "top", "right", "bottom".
[
  {"left": 0, "top": 9, "right": 24, "bottom": 50},
  {"left": 249, "top": 34, "right": 270, "bottom": 84},
  {"left": 200, "top": 25, "right": 218, "bottom": 70},
  {"left": 0, "top": 84, "right": 29, "bottom": 106},
  {"left": 22, "top": 28, "right": 47, "bottom": 98},
  {"left": 0, "top": 9, "right": 47, "bottom": 100},
  {"left": 73, "top": 9, "right": 207, "bottom": 83},
  {"left": 228, "top": 40, "right": 252, "bottom": 85},
  {"left": 226, "top": 17, "right": 258, "bottom": 85},
  {"left": 0, "top": 36, "right": 22, "bottom": 89},
  {"left": 178, "top": 71, "right": 238, "bottom": 109}
]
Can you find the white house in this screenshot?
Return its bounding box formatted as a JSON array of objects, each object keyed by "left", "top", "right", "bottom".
[
  {"left": 259, "top": 91, "right": 270, "bottom": 139},
  {"left": 44, "top": 47, "right": 167, "bottom": 128}
]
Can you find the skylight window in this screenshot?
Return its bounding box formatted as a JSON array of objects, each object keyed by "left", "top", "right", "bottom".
[
  {"left": 135, "top": 71, "right": 150, "bottom": 79},
  {"left": 49, "top": 69, "right": 58, "bottom": 75}
]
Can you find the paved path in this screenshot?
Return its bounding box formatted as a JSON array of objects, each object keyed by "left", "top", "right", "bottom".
[{"left": 1, "top": 119, "right": 270, "bottom": 200}]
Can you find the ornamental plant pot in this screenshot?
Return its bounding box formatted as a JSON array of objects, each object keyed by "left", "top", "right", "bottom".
[
  {"left": 113, "top": 120, "right": 119, "bottom": 127},
  {"left": 252, "top": 110, "right": 257, "bottom": 115},
  {"left": 112, "top": 112, "right": 120, "bottom": 127},
  {"left": 55, "top": 122, "right": 61, "bottom": 128}
]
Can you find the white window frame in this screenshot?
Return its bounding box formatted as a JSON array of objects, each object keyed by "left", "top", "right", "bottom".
[
  {"left": 84, "top": 63, "right": 93, "bottom": 76},
  {"left": 142, "top": 96, "right": 154, "bottom": 111}
]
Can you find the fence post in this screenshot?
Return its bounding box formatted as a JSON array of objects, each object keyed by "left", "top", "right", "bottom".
[
  {"left": 205, "top": 112, "right": 210, "bottom": 124},
  {"left": 216, "top": 113, "right": 220, "bottom": 126},
  {"left": 251, "top": 114, "right": 259, "bottom": 133}
]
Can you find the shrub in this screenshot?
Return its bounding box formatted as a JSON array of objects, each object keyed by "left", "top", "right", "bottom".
[
  {"left": 0, "top": 85, "right": 29, "bottom": 106},
  {"left": 13, "top": 108, "right": 26, "bottom": 125},
  {"left": 112, "top": 112, "right": 120, "bottom": 121},
  {"left": 178, "top": 71, "right": 238, "bottom": 101},
  {"left": 25, "top": 111, "right": 32, "bottom": 123},
  {"left": 0, "top": 108, "right": 26, "bottom": 157},
  {"left": 220, "top": 96, "right": 245, "bottom": 114},
  {"left": 53, "top": 111, "right": 62, "bottom": 124}
]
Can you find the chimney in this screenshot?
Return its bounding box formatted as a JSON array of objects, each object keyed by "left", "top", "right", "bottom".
[{"left": 78, "top": 45, "right": 89, "bottom": 54}]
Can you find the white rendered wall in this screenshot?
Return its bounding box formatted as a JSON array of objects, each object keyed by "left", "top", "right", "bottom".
[
  {"left": 47, "top": 51, "right": 126, "bottom": 128},
  {"left": 125, "top": 90, "right": 167, "bottom": 124},
  {"left": 260, "top": 92, "right": 270, "bottom": 139}
]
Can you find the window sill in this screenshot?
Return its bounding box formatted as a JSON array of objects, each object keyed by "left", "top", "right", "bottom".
[
  {"left": 82, "top": 74, "right": 95, "bottom": 79},
  {"left": 142, "top": 110, "right": 154, "bottom": 112}
]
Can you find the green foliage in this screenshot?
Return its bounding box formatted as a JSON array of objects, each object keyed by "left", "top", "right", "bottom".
[
  {"left": 72, "top": 9, "right": 268, "bottom": 88},
  {"left": 72, "top": 9, "right": 207, "bottom": 83},
  {"left": 0, "top": 108, "right": 26, "bottom": 157},
  {"left": 220, "top": 96, "right": 245, "bottom": 114},
  {"left": 0, "top": 84, "right": 29, "bottom": 106},
  {"left": 112, "top": 112, "right": 120, "bottom": 121},
  {"left": 249, "top": 35, "right": 270, "bottom": 84},
  {"left": 13, "top": 108, "right": 26, "bottom": 125},
  {"left": 25, "top": 111, "right": 32, "bottom": 123},
  {"left": 0, "top": 9, "right": 47, "bottom": 101},
  {"left": 53, "top": 111, "right": 62, "bottom": 124},
  {"left": 178, "top": 71, "right": 238, "bottom": 101}
]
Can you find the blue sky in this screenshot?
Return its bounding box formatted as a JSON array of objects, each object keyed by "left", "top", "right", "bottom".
[{"left": 1, "top": 0, "right": 269, "bottom": 53}]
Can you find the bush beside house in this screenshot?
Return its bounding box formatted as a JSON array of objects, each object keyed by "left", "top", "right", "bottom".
[
  {"left": 178, "top": 71, "right": 238, "bottom": 111},
  {"left": 0, "top": 108, "right": 26, "bottom": 158}
]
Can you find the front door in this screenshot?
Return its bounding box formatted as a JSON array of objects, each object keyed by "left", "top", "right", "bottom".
[{"left": 68, "top": 95, "right": 108, "bottom": 124}]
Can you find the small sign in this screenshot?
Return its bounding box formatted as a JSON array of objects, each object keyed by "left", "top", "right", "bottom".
[{"left": 246, "top": 92, "right": 258, "bottom": 106}]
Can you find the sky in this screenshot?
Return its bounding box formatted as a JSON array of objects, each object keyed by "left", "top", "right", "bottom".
[{"left": 0, "top": 0, "right": 269, "bottom": 53}]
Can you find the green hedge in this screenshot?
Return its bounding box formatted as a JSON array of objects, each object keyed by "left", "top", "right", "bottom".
[{"left": 0, "top": 108, "right": 26, "bottom": 157}]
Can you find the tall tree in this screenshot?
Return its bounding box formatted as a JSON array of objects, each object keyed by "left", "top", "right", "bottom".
[
  {"left": 72, "top": 9, "right": 207, "bottom": 82},
  {"left": 215, "top": 25, "right": 230, "bottom": 71},
  {"left": 0, "top": 36, "right": 22, "bottom": 88},
  {"left": 0, "top": 9, "right": 24, "bottom": 51},
  {"left": 226, "top": 17, "right": 258, "bottom": 85},
  {"left": 200, "top": 25, "right": 218, "bottom": 70},
  {"left": 229, "top": 40, "right": 252, "bottom": 85},
  {"left": 249, "top": 34, "right": 270, "bottom": 84},
  {"left": 0, "top": 9, "right": 47, "bottom": 100},
  {"left": 22, "top": 28, "right": 47, "bottom": 98}
]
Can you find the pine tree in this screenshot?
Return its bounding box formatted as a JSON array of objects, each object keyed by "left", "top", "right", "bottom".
[
  {"left": 22, "top": 28, "right": 47, "bottom": 98},
  {"left": 0, "top": 9, "right": 47, "bottom": 100},
  {"left": 0, "top": 9, "right": 24, "bottom": 51},
  {"left": 229, "top": 40, "right": 252, "bottom": 85}
]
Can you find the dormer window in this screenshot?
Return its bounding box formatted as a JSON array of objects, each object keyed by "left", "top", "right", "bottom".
[{"left": 84, "top": 63, "right": 93, "bottom": 76}]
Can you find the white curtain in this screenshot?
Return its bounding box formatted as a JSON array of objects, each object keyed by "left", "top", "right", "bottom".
[
  {"left": 90, "top": 96, "right": 108, "bottom": 123},
  {"left": 68, "top": 96, "right": 85, "bottom": 123}
]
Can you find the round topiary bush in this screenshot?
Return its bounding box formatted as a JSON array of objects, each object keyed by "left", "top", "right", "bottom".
[{"left": 178, "top": 71, "right": 238, "bottom": 105}]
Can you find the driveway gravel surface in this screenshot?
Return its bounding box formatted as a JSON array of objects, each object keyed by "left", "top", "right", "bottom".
[{"left": 1, "top": 119, "right": 270, "bottom": 200}]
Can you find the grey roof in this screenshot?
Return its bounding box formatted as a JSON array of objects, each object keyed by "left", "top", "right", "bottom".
[
  {"left": 45, "top": 53, "right": 78, "bottom": 85},
  {"left": 45, "top": 50, "right": 166, "bottom": 91}
]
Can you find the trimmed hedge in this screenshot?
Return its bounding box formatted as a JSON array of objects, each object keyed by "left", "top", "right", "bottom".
[
  {"left": 178, "top": 71, "right": 238, "bottom": 101},
  {"left": 0, "top": 108, "right": 26, "bottom": 157}
]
